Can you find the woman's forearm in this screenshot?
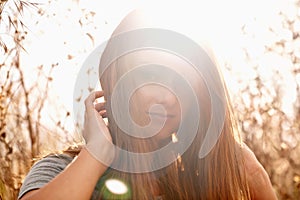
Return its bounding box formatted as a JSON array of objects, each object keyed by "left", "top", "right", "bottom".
[{"left": 20, "top": 148, "right": 107, "bottom": 200}]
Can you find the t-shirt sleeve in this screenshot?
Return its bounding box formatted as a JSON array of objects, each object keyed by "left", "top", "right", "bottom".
[{"left": 18, "top": 154, "right": 74, "bottom": 199}]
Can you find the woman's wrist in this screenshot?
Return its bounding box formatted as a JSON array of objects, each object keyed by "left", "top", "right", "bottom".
[
  {"left": 79, "top": 147, "right": 109, "bottom": 176},
  {"left": 84, "top": 138, "right": 115, "bottom": 167}
]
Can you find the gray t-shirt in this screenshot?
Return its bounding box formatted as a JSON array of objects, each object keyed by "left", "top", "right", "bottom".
[
  {"left": 18, "top": 154, "right": 101, "bottom": 200},
  {"left": 18, "top": 154, "right": 164, "bottom": 200}
]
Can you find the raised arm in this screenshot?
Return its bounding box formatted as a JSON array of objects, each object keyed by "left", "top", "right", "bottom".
[
  {"left": 20, "top": 91, "right": 114, "bottom": 200},
  {"left": 20, "top": 148, "right": 107, "bottom": 200}
]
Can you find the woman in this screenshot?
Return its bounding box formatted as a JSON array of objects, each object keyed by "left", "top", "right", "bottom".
[{"left": 18, "top": 9, "right": 277, "bottom": 200}]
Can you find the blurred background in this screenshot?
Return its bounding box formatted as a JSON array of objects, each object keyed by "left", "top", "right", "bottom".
[{"left": 0, "top": 0, "right": 300, "bottom": 199}]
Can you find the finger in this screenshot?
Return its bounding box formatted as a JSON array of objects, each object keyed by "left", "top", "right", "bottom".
[
  {"left": 99, "top": 110, "right": 107, "bottom": 118},
  {"left": 95, "top": 102, "right": 106, "bottom": 112},
  {"left": 85, "top": 91, "right": 104, "bottom": 110}
]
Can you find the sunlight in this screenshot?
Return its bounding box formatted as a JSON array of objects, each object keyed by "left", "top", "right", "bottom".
[
  {"left": 17, "top": 0, "right": 299, "bottom": 135},
  {"left": 2, "top": 0, "right": 300, "bottom": 198}
]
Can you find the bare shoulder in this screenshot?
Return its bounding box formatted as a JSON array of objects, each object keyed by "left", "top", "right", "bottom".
[
  {"left": 242, "top": 144, "right": 264, "bottom": 175},
  {"left": 241, "top": 144, "right": 278, "bottom": 200}
]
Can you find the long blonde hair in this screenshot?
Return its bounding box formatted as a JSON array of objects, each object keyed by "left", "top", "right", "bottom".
[{"left": 97, "top": 10, "right": 251, "bottom": 200}]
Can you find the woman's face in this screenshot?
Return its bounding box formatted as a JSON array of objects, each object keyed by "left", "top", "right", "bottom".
[{"left": 122, "top": 50, "right": 202, "bottom": 140}]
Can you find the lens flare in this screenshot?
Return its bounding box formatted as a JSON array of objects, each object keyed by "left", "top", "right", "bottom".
[
  {"left": 105, "top": 179, "right": 128, "bottom": 195},
  {"left": 74, "top": 27, "right": 225, "bottom": 173}
]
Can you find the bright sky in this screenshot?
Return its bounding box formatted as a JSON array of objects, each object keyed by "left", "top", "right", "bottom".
[{"left": 14, "top": 0, "right": 299, "bottom": 138}]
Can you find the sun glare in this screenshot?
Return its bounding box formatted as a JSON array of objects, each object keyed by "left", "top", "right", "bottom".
[{"left": 14, "top": 0, "right": 299, "bottom": 136}]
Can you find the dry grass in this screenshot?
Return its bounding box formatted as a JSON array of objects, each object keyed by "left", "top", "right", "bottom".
[{"left": 0, "top": 0, "right": 300, "bottom": 199}]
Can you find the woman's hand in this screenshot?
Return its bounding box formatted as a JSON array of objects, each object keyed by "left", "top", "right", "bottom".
[{"left": 83, "top": 91, "right": 115, "bottom": 167}]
